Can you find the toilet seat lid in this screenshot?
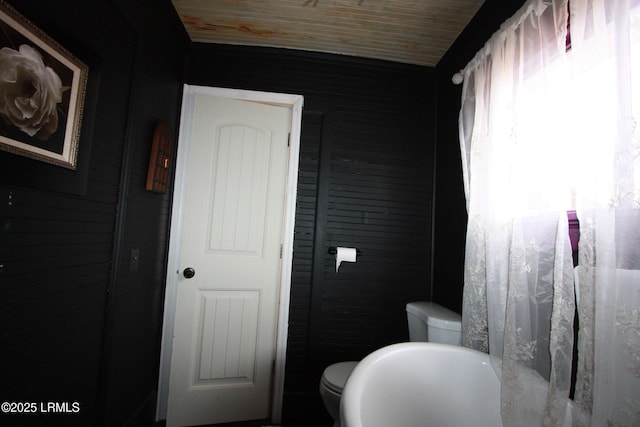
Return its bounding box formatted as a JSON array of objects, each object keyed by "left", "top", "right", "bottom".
[{"left": 321, "top": 361, "right": 358, "bottom": 394}]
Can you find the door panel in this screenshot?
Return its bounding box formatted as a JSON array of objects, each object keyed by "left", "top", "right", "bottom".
[
  {"left": 194, "top": 290, "right": 260, "bottom": 386},
  {"left": 166, "top": 94, "right": 291, "bottom": 427},
  {"left": 208, "top": 124, "right": 271, "bottom": 255}
]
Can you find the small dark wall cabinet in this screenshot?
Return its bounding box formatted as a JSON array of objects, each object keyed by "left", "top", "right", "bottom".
[{"left": 145, "top": 121, "right": 174, "bottom": 194}]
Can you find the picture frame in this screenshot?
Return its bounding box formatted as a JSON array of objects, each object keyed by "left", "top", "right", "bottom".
[{"left": 0, "top": 0, "right": 88, "bottom": 169}]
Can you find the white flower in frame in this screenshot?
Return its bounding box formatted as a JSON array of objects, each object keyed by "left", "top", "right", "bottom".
[{"left": 0, "top": 43, "right": 63, "bottom": 140}]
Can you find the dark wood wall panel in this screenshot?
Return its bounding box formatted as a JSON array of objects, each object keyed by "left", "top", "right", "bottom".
[
  {"left": 101, "top": 41, "right": 184, "bottom": 425},
  {"left": 284, "top": 110, "right": 323, "bottom": 396},
  {"left": 0, "top": 1, "right": 186, "bottom": 426},
  {"left": 98, "top": 1, "right": 187, "bottom": 425},
  {"left": 320, "top": 117, "right": 431, "bottom": 357},
  {"left": 0, "top": 1, "right": 135, "bottom": 425},
  {"left": 186, "top": 43, "right": 435, "bottom": 423}
]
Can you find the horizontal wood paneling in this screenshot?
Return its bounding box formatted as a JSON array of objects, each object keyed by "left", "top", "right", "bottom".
[
  {"left": 100, "top": 1, "right": 187, "bottom": 425},
  {"left": 319, "top": 104, "right": 432, "bottom": 363},
  {"left": 285, "top": 110, "right": 323, "bottom": 394},
  {"left": 0, "top": 5, "right": 135, "bottom": 426},
  {"left": 0, "top": 1, "right": 186, "bottom": 426}
]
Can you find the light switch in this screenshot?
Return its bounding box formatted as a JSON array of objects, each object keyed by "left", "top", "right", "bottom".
[{"left": 129, "top": 248, "right": 140, "bottom": 272}]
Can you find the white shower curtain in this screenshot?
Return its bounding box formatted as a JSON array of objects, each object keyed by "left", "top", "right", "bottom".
[
  {"left": 570, "top": 1, "right": 640, "bottom": 425},
  {"left": 457, "top": 0, "right": 640, "bottom": 426}
]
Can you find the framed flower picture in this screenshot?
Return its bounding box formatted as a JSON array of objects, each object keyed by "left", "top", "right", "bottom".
[{"left": 0, "top": 1, "right": 88, "bottom": 169}]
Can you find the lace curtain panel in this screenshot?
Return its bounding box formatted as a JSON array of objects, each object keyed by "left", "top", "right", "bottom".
[
  {"left": 457, "top": 0, "right": 640, "bottom": 426},
  {"left": 571, "top": 0, "right": 640, "bottom": 425}
]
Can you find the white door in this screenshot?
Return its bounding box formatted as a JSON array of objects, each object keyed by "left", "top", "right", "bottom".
[{"left": 166, "top": 92, "right": 291, "bottom": 427}]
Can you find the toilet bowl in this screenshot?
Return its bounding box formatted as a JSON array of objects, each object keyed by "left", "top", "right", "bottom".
[
  {"left": 319, "top": 361, "right": 359, "bottom": 427},
  {"left": 318, "top": 302, "right": 461, "bottom": 427}
]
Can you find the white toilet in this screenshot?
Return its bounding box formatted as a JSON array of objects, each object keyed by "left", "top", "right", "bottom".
[{"left": 318, "top": 301, "right": 462, "bottom": 427}]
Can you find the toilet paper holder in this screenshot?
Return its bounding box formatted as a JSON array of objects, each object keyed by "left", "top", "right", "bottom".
[{"left": 328, "top": 247, "right": 362, "bottom": 256}]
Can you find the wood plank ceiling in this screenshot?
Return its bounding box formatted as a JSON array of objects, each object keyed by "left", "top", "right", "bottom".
[{"left": 170, "top": 0, "right": 486, "bottom": 67}]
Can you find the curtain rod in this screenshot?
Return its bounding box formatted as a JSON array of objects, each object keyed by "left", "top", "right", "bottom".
[{"left": 449, "top": 0, "right": 554, "bottom": 86}]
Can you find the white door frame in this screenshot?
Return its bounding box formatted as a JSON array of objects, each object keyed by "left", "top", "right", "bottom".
[{"left": 156, "top": 85, "right": 303, "bottom": 424}]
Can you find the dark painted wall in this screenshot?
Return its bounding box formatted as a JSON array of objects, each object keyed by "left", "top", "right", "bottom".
[
  {"left": 0, "top": 1, "right": 187, "bottom": 426},
  {"left": 186, "top": 44, "right": 436, "bottom": 422},
  {"left": 432, "top": 0, "right": 527, "bottom": 313}
]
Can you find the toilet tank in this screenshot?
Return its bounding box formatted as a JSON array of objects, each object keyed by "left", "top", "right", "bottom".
[{"left": 406, "top": 301, "right": 462, "bottom": 345}]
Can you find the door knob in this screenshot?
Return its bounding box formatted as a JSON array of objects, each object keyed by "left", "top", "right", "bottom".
[{"left": 183, "top": 267, "right": 195, "bottom": 279}]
